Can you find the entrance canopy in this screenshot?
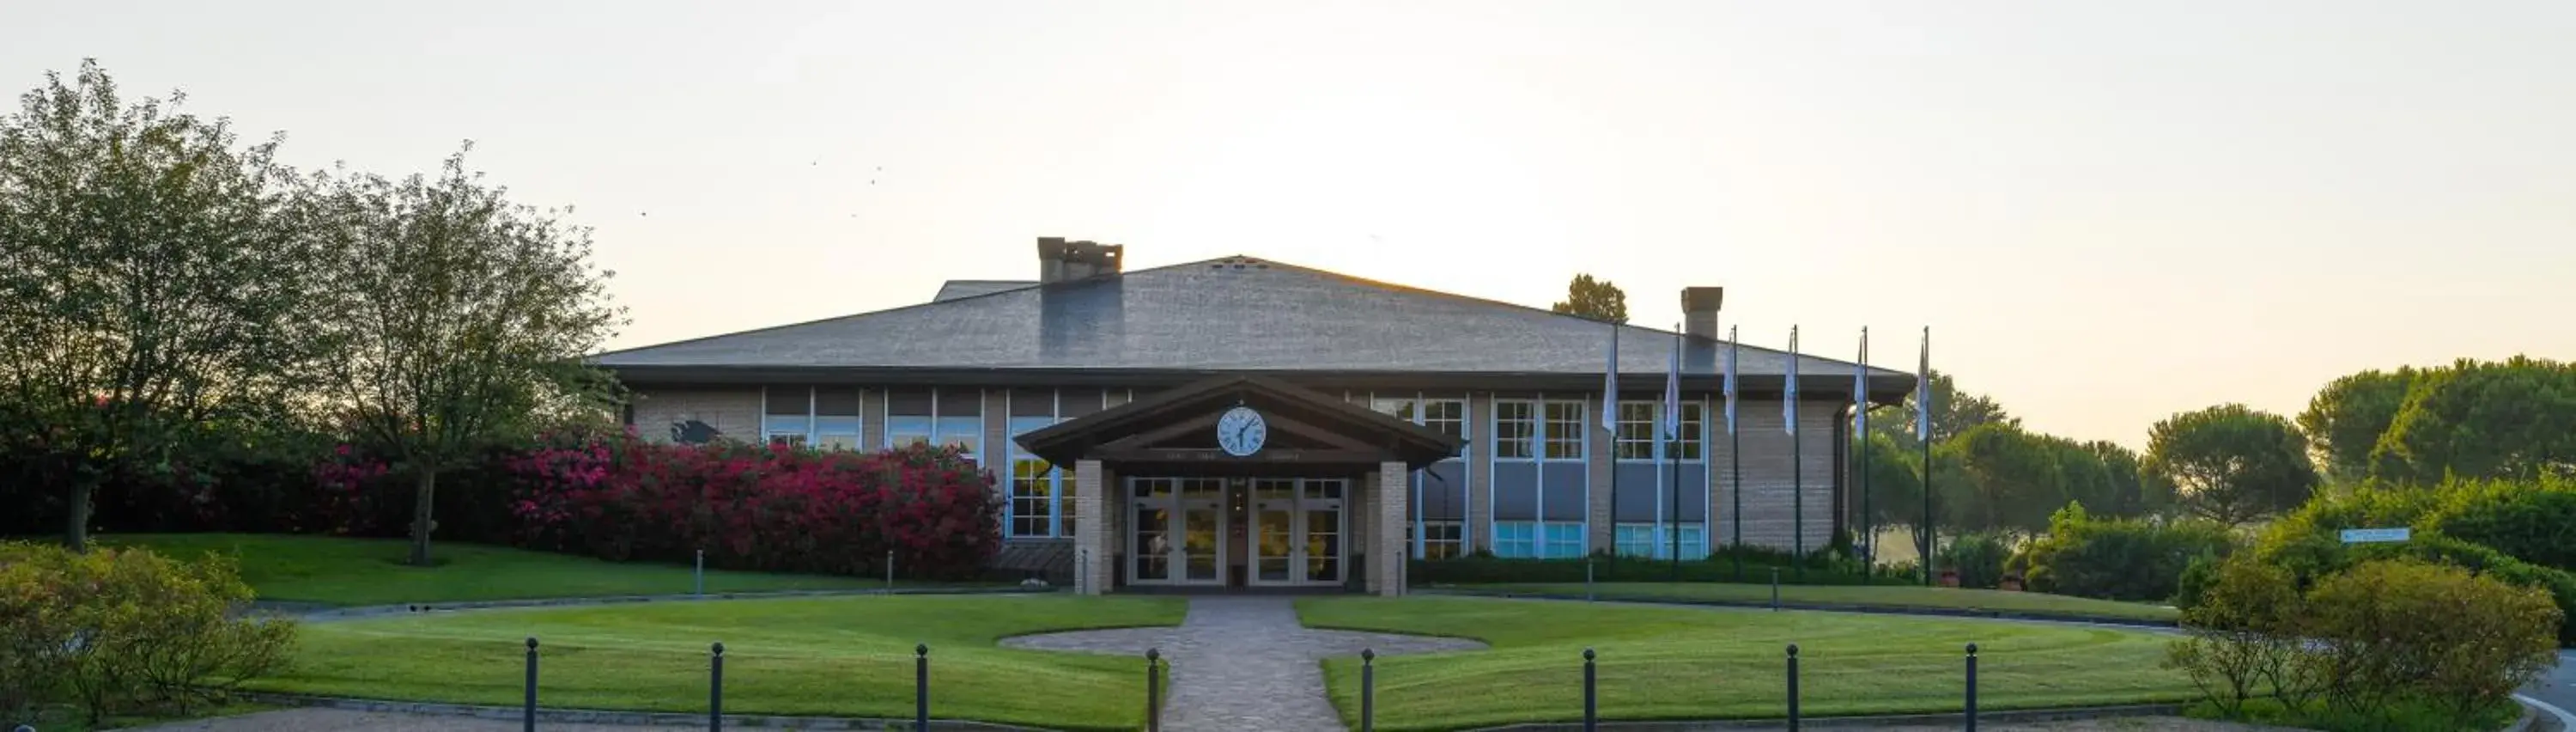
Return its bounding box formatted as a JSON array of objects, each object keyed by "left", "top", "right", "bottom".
[{"left": 1013, "top": 375, "right": 1462, "bottom": 475}]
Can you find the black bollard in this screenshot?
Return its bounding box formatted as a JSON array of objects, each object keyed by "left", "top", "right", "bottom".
[
  {"left": 914, "top": 644, "right": 932, "bottom": 730},
  {"left": 1360, "top": 649, "right": 1376, "bottom": 732},
  {"left": 1146, "top": 648, "right": 1163, "bottom": 732},
  {"left": 1784, "top": 643, "right": 1801, "bottom": 732},
  {"left": 708, "top": 642, "right": 725, "bottom": 732},
  {"left": 1965, "top": 643, "right": 1979, "bottom": 732},
  {"left": 1582, "top": 647, "right": 1598, "bottom": 732},
  {"left": 523, "top": 637, "right": 539, "bottom": 732}
]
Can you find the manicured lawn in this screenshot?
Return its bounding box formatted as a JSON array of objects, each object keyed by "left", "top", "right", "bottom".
[
  {"left": 1439, "top": 582, "right": 2180, "bottom": 623},
  {"left": 1300, "top": 596, "right": 2192, "bottom": 730},
  {"left": 251, "top": 595, "right": 1185, "bottom": 730},
  {"left": 94, "top": 533, "right": 955, "bottom": 606}
]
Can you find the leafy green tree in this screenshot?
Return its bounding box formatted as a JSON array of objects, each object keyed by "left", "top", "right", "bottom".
[
  {"left": 0, "top": 61, "right": 328, "bottom": 551},
  {"left": 1547, "top": 273, "right": 1628, "bottom": 324},
  {"left": 304, "top": 146, "right": 624, "bottom": 566},
  {"left": 2297, "top": 368, "right": 2420, "bottom": 483},
  {"left": 2086, "top": 439, "right": 2172, "bottom": 517},
  {"left": 2369, "top": 357, "right": 2576, "bottom": 485},
  {"left": 2146, "top": 405, "right": 2319, "bottom": 526},
  {"left": 1868, "top": 369, "right": 2018, "bottom": 444},
  {"left": 1947, "top": 423, "right": 2066, "bottom": 534},
  {"left": 1855, "top": 430, "right": 1925, "bottom": 532}
]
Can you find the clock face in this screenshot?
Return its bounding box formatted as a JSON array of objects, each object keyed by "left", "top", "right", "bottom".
[{"left": 1216, "top": 406, "right": 1267, "bottom": 457}]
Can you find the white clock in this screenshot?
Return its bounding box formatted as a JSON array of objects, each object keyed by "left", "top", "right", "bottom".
[{"left": 1216, "top": 406, "right": 1267, "bottom": 457}]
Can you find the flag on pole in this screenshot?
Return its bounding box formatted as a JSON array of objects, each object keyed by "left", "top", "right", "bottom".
[
  {"left": 1917, "top": 326, "right": 1934, "bottom": 440},
  {"left": 1661, "top": 324, "right": 1682, "bottom": 441},
  {"left": 1722, "top": 326, "right": 1739, "bottom": 436},
  {"left": 1601, "top": 323, "right": 1619, "bottom": 434},
  {"left": 1853, "top": 327, "right": 1870, "bottom": 434},
  {"left": 1783, "top": 326, "right": 1801, "bottom": 435}
]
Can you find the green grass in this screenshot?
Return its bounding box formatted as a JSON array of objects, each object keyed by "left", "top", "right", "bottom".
[
  {"left": 250, "top": 595, "right": 1185, "bottom": 730},
  {"left": 93, "top": 533, "right": 957, "bottom": 607},
  {"left": 11, "top": 700, "right": 276, "bottom": 732},
  {"left": 1439, "top": 582, "right": 2181, "bottom": 622},
  {"left": 1300, "top": 596, "right": 2194, "bottom": 730}
]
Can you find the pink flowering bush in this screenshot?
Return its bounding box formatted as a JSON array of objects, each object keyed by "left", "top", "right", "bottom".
[{"left": 505, "top": 430, "right": 1002, "bottom": 579}]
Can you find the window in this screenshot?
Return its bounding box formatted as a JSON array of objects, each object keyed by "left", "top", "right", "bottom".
[
  {"left": 886, "top": 418, "right": 933, "bottom": 449},
  {"left": 1541, "top": 522, "right": 1588, "bottom": 558},
  {"left": 1612, "top": 401, "right": 1706, "bottom": 461},
  {"left": 1370, "top": 397, "right": 1418, "bottom": 423},
  {"left": 1614, "top": 522, "right": 1707, "bottom": 558},
  {"left": 1494, "top": 401, "right": 1536, "bottom": 460},
  {"left": 764, "top": 386, "right": 864, "bottom": 448},
  {"left": 1421, "top": 400, "right": 1467, "bottom": 446},
  {"left": 1542, "top": 400, "right": 1586, "bottom": 461},
  {"left": 1614, "top": 402, "right": 1657, "bottom": 460},
  {"left": 1010, "top": 459, "right": 1054, "bottom": 537},
  {"left": 937, "top": 416, "right": 982, "bottom": 458},
  {"left": 1413, "top": 521, "right": 1463, "bottom": 559},
  {"left": 1492, "top": 522, "right": 1537, "bottom": 558}
]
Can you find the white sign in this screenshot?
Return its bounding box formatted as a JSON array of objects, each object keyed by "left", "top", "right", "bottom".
[{"left": 2339, "top": 528, "right": 2412, "bottom": 544}]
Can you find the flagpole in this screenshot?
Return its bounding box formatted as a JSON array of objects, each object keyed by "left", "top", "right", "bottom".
[
  {"left": 1604, "top": 322, "right": 1619, "bottom": 576},
  {"left": 1668, "top": 326, "right": 1681, "bottom": 580},
  {"left": 1919, "top": 326, "right": 1935, "bottom": 588},
  {"left": 1789, "top": 326, "right": 1803, "bottom": 583},
  {"left": 1726, "top": 326, "right": 1743, "bottom": 583},
  {"left": 1858, "top": 328, "right": 1872, "bottom": 569}
]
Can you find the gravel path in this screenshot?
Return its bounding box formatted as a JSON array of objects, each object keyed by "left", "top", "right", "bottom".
[{"left": 1001, "top": 595, "right": 1485, "bottom": 731}]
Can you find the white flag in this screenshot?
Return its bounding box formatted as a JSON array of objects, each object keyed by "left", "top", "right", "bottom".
[
  {"left": 1783, "top": 326, "right": 1800, "bottom": 436},
  {"left": 1661, "top": 326, "right": 1681, "bottom": 442},
  {"left": 1601, "top": 324, "right": 1619, "bottom": 433},
  {"left": 1853, "top": 327, "right": 1869, "bottom": 434},
  {"left": 1722, "top": 326, "right": 1739, "bottom": 436},
  {"left": 1917, "top": 326, "right": 1934, "bottom": 441}
]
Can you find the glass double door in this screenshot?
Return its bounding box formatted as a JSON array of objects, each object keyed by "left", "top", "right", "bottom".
[
  {"left": 1249, "top": 478, "right": 1346, "bottom": 587},
  {"left": 1130, "top": 478, "right": 1226, "bottom": 585}
]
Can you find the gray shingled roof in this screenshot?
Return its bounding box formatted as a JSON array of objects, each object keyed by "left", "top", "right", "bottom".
[
  {"left": 595, "top": 255, "right": 1913, "bottom": 393},
  {"left": 932, "top": 279, "right": 1035, "bottom": 302}
]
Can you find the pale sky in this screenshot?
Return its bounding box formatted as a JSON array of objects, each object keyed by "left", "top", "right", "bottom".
[{"left": 10, "top": 1, "right": 2573, "bottom": 448}]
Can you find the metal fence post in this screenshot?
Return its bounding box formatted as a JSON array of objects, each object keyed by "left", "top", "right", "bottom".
[
  {"left": 914, "top": 644, "right": 930, "bottom": 730},
  {"left": 1965, "top": 643, "right": 1979, "bottom": 732},
  {"left": 695, "top": 549, "right": 705, "bottom": 597},
  {"left": 1582, "top": 647, "right": 1598, "bottom": 732},
  {"left": 1145, "top": 648, "right": 1163, "bottom": 732},
  {"left": 523, "top": 637, "right": 539, "bottom": 732},
  {"left": 1585, "top": 558, "right": 1596, "bottom": 601},
  {"left": 708, "top": 642, "right": 725, "bottom": 732},
  {"left": 1784, "top": 643, "right": 1801, "bottom": 732},
  {"left": 1771, "top": 567, "right": 1781, "bottom": 610},
  {"left": 886, "top": 551, "right": 897, "bottom": 595},
  {"left": 1360, "top": 649, "right": 1376, "bottom": 732}
]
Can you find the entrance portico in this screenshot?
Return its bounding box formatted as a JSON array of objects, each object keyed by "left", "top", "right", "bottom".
[{"left": 1016, "top": 376, "right": 1463, "bottom": 596}]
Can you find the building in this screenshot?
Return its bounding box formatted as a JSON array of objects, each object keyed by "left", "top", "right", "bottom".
[{"left": 592, "top": 238, "right": 1916, "bottom": 595}]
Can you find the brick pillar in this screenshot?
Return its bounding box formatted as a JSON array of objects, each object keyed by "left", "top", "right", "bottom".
[
  {"left": 1377, "top": 461, "right": 1408, "bottom": 597},
  {"left": 1073, "top": 460, "right": 1109, "bottom": 595}
]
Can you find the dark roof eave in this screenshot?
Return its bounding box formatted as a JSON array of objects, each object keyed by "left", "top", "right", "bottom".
[{"left": 598, "top": 363, "right": 1920, "bottom": 394}]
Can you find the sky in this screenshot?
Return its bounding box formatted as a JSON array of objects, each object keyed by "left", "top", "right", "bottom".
[{"left": 9, "top": 1, "right": 2573, "bottom": 448}]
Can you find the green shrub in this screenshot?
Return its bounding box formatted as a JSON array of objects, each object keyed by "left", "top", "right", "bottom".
[
  {"left": 2019, "top": 503, "right": 2237, "bottom": 601},
  {"left": 2254, "top": 531, "right": 2576, "bottom": 645},
  {"left": 0, "top": 541, "right": 296, "bottom": 725},
  {"left": 1937, "top": 532, "right": 2010, "bottom": 589},
  {"left": 2164, "top": 558, "right": 2312, "bottom": 717},
  {"left": 2427, "top": 473, "right": 2576, "bottom": 571},
  {"left": 2301, "top": 559, "right": 2560, "bottom": 724}
]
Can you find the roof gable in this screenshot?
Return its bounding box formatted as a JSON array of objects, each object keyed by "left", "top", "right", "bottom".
[{"left": 593, "top": 255, "right": 1905, "bottom": 383}]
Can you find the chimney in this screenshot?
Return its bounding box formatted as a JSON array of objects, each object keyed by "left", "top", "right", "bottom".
[
  {"left": 1037, "top": 237, "right": 1124, "bottom": 284},
  {"left": 1681, "top": 286, "right": 1724, "bottom": 341}
]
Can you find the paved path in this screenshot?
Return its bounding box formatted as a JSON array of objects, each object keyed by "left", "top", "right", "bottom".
[
  {"left": 118, "top": 707, "right": 701, "bottom": 731},
  {"left": 1001, "top": 596, "right": 1485, "bottom": 731},
  {"left": 2519, "top": 650, "right": 2576, "bottom": 730}
]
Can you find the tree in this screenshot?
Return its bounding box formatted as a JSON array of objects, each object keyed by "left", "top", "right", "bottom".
[
  {"left": 2369, "top": 357, "right": 2576, "bottom": 485},
  {"left": 2145, "top": 405, "right": 2318, "bottom": 526},
  {"left": 1947, "top": 423, "right": 2066, "bottom": 534},
  {"left": 2296, "top": 368, "right": 2419, "bottom": 483},
  {"left": 2085, "top": 440, "right": 2172, "bottom": 517},
  {"left": 1548, "top": 273, "right": 1628, "bottom": 324},
  {"left": 305, "top": 146, "right": 623, "bottom": 566},
  {"left": 0, "top": 61, "right": 327, "bottom": 551},
  {"left": 1868, "top": 369, "right": 2017, "bottom": 444}
]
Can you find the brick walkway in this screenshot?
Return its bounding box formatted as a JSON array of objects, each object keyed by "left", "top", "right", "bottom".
[{"left": 1000, "top": 596, "right": 1485, "bottom": 731}]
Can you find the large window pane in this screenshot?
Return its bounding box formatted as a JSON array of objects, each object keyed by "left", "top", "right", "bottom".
[
  {"left": 1494, "top": 401, "right": 1536, "bottom": 460},
  {"left": 1543, "top": 401, "right": 1586, "bottom": 461}
]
